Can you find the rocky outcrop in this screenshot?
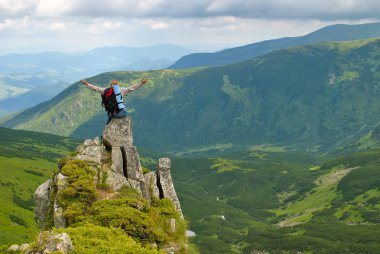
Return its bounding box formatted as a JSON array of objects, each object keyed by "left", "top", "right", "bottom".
[
  {"left": 157, "top": 158, "right": 183, "bottom": 218},
  {"left": 7, "top": 232, "right": 73, "bottom": 254},
  {"left": 34, "top": 179, "right": 51, "bottom": 229},
  {"left": 35, "top": 232, "right": 73, "bottom": 254},
  {"left": 34, "top": 116, "right": 183, "bottom": 228}
]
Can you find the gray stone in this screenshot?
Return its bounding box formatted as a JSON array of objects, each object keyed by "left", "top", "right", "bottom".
[
  {"left": 127, "top": 178, "right": 143, "bottom": 196},
  {"left": 111, "top": 147, "right": 124, "bottom": 175},
  {"left": 162, "top": 246, "right": 175, "bottom": 254},
  {"left": 123, "top": 146, "right": 145, "bottom": 182},
  {"left": 39, "top": 232, "right": 73, "bottom": 254},
  {"left": 158, "top": 157, "right": 171, "bottom": 170},
  {"left": 19, "top": 244, "right": 30, "bottom": 252},
  {"left": 80, "top": 138, "right": 100, "bottom": 148},
  {"left": 54, "top": 200, "right": 66, "bottom": 228},
  {"left": 102, "top": 117, "right": 133, "bottom": 148},
  {"left": 34, "top": 179, "right": 52, "bottom": 229},
  {"left": 157, "top": 158, "right": 183, "bottom": 218},
  {"left": 106, "top": 170, "right": 130, "bottom": 191},
  {"left": 7, "top": 244, "right": 19, "bottom": 252},
  {"left": 170, "top": 218, "right": 176, "bottom": 233},
  {"left": 76, "top": 145, "right": 103, "bottom": 165},
  {"left": 83, "top": 139, "right": 93, "bottom": 147},
  {"left": 53, "top": 173, "right": 67, "bottom": 228},
  {"left": 55, "top": 173, "right": 67, "bottom": 190},
  {"left": 186, "top": 230, "right": 196, "bottom": 237},
  {"left": 144, "top": 171, "right": 160, "bottom": 199}
]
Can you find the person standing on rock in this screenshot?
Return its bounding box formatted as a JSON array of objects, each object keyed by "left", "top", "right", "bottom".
[{"left": 81, "top": 78, "right": 148, "bottom": 124}]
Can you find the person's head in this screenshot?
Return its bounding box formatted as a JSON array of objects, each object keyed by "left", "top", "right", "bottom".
[{"left": 110, "top": 79, "right": 118, "bottom": 86}]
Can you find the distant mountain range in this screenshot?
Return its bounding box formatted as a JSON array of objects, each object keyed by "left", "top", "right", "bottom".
[
  {"left": 170, "top": 22, "right": 380, "bottom": 69},
  {"left": 3, "top": 37, "right": 380, "bottom": 155},
  {"left": 0, "top": 44, "right": 193, "bottom": 116}
]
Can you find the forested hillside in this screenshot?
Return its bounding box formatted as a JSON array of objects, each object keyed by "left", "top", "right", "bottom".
[{"left": 4, "top": 38, "right": 380, "bottom": 155}]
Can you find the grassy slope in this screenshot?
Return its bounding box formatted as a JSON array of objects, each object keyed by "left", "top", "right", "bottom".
[
  {"left": 0, "top": 127, "right": 79, "bottom": 245},
  {"left": 167, "top": 148, "right": 380, "bottom": 254},
  {"left": 4, "top": 38, "right": 380, "bottom": 154}
]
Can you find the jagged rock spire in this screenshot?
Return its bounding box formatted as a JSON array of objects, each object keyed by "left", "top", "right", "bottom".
[
  {"left": 34, "top": 116, "right": 183, "bottom": 230},
  {"left": 157, "top": 158, "right": 183, "bottom": 218}
]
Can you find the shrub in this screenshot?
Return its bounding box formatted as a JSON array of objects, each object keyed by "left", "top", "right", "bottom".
[
  {"left": 56, "top": 160, "right": 97, "bottom": 225},
  {"left": 152, "top": 198, "right": 180, "bottom": 218},
  {"left": 85, "top": 198, "right": 165, "bottom": 244},
  {"left": 54, "top": 224, "right": 162, "bottom": 254},
  {"left": 142, "top": 166, "right": 151, "bottom": 174}
]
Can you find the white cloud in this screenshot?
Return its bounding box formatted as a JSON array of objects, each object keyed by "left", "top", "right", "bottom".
[
  {"left": 0, "top": 0, "right": 38, "bottom": 17},
  {"left": 12, "top": 0, "right": 380, "bottom": 20},
  {"left": 2, "top": 0, "right": 380, "bottom": 20},
  {"left": 48, "top": 22, "right": 67, "bottom": 31},
  {"left": 150, "top": 22, "right": 170, "bottom": 29},
  {"left": 1, "top": 0, "right": 380, "bottom": 55},
  {"left": 35, "top": 0, "right": 71, "bottom": 17},
  {"left": 0, "top": 19, "right": 14, "bottom": 31}
]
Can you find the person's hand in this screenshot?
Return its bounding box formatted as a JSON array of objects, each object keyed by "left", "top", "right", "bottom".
[
  {"left": 81, "top": 79, "right": 89, "bottom": 85},
  {"left": 141, "top": 78, "right": 148, "bottom": 85}
]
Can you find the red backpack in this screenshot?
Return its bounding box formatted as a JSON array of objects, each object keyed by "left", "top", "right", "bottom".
[{"left": 101, "top": 87, "right": 118, "bottom": 113}]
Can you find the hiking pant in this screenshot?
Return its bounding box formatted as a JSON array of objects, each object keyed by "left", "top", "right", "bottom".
[{"left": 107, "top": 108, "right": 127, "bottom": 124}]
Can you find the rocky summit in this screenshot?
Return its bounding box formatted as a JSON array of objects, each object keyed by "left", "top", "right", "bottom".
[{"left": 10, "top": 117, "right": 185, "bottom": 254}]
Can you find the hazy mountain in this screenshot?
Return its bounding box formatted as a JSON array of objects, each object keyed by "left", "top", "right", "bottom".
[
  {"left": 170, "top": 22, "right": 380, "bottom": 69},
  {"left": 3, "top": 37, "right": 380, "bottom": 154},
  {"left": 0, "top": 44, "right": 193, "bottom": 116}
]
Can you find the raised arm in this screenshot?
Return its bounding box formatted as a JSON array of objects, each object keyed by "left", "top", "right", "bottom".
[
  {"left": 81, "top": 79, "right": 105, "bottom": 94},
  {"left": 121, "top": 79, "right": 148, "bottom": 95}
]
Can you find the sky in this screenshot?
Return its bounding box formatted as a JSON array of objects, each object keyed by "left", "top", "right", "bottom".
[{"left": 1, "top": 0, "right": 380, "bottom": 55}]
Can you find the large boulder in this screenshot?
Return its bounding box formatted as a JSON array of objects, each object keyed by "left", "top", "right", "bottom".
[
  {"left": 34, "top": 179, "right": 52, "bottom": 229},
  {"left": 123, "top": 146, "right": 144, "bottom": 182},
  {"left": 37, "top": 232, "right": 73, "bottom": 254},
  {"left": 54, "top": 173, "right": 68, "bottom": 228},
  {"left": 102, "top": 117, "right": 133, "bottom": 148},
  {"left": 75, "top": 137, "right": 104, "bottom": 175}
]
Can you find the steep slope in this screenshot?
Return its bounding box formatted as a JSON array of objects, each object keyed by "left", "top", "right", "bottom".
[
  {"left": 0, "top": 127, "right": 79, "bottom": 245},
  {"left": 171, "top": 148, "right": 380, "bottom": 254},
  {"left": 4, "top": 38, "right": 380, "bottom": 153},
  {"left": 171, "top": 22, "right": 380, "bottom": 69}
]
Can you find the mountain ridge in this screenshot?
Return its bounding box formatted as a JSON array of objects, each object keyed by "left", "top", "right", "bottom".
[
  {"left": 170, "top": 22, "right": 380, "bottom": 69},
  {"left": 3, "top": 37, "right": 380, "bottom": 155}
]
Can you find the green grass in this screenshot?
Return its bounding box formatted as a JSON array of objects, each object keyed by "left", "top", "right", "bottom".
[
  {"left": 334, "top": 189, "right": 380, "bottom": 224},
  {"left": 0, "top": 156, "right": 57, "bottom": 244},
  {"left": 169, "top": 148, "right": 380, "bottom": 254},
  {"left": 271, "top": 166, "right": 354, "bottom": 226},
  {"left": 0, "top": 127, "right": 80, "bottom": 245}
]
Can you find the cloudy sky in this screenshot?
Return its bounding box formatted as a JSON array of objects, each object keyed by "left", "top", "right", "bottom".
[{"left": 0, "top": 0, "right": 379, "bottom": 55}]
